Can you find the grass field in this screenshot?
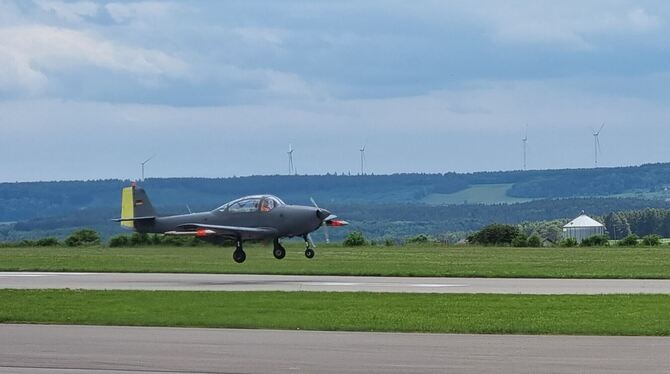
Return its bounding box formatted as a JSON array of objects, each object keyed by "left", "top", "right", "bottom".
[
  {"left": 422, "top": 184, "right": 534, "bottom": 205},
  {"left": 1, "top": 244, "right": 670, "bottom": 278},
  {"left": 1, "top": 290, "right": 669, "bottom": 336}
]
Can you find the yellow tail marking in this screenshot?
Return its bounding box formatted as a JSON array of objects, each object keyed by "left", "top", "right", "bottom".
[{"left": 120, "top": 187, "right": 134, "bottom": 228}]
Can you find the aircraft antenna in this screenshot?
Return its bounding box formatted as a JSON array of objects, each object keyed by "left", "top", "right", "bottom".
[
  {"left": 140, "top": 155, "right": 155, "bottom": 182},
  {"left": 593, "top": 123, "right": 605, "bottom": 167}
]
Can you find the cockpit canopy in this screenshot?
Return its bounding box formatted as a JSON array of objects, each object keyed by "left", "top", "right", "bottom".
[{"left": 215, "top": 195, "right": 285, "bottom": 213}]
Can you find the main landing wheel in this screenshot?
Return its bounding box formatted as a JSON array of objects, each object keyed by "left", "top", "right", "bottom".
[
  {"left": 273, "top": 246, "right": 286, "bottom": 260},
  {"left": 233, "top": 250, "right": 246, "bottom": 263},
  {"left": 305, "top": 248, "right": 315, "bottom": 259}
]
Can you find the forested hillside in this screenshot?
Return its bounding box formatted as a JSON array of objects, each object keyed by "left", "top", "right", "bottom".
[{"left": 1, "top": 163, "right": 669, "bottom": 241}]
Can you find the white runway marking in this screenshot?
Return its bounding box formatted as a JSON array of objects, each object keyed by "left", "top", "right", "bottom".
[
  {"left": 412, "top": 284, "right": 468, "bottom": 288},
  {"left": 308, "top": 282, "right": 359, "bottom": 286}
]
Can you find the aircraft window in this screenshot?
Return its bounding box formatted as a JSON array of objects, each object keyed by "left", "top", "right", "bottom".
[
  {"left": 217, "top": 203, "right": 230, "bottom": 212},
  {"left": 260, "top": 198, "right": 276, "bottom": 212},
  {"left": 228, "top": 198, "right": 261, "bottom": 213}
]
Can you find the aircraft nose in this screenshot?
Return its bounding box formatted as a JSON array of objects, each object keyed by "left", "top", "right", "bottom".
[{"left": 316, "top": 209, "right": 331, "bottom": 221}]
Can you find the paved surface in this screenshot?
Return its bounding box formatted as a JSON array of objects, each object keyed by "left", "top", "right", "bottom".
[
  {"left": 1, "top": 324, "right": 668, "bottom": 374},
  {"left": 1, "top": 272, "right": 670, "bottom": 294}
]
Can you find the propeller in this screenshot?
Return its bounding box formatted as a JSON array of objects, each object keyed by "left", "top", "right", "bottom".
[{"left": 310, "top": 197, "right": 330, "bottom": 243}]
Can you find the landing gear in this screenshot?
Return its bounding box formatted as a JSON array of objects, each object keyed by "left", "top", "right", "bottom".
[
  {"left": 273, "top": 238, "right": 286, "bottom": 260},
  {"left": 303, "top": 235, "right": 315, "bottom": 259},
  {"left": 233, "top": 240, "right": 246, "bottom": 263}
]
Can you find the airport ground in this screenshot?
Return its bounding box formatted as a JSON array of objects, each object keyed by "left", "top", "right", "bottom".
[
  {"left": 3, "top": 324, "right": 670, "bottom": 374},
  {"left": 1, "top": 289, "right": 670, "bottom": 336},
  {"left": 2, "top": 244, "right": 670, "bottom": 278},
  {"left": 3, "top": 244, "right": 670, "bottom": 373}
]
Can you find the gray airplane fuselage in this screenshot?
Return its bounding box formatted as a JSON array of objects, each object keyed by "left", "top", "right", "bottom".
[{"left": 135, "top": 204, "right": 327, "bottom": 241}]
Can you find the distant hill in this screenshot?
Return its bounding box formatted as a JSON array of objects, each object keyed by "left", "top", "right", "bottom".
[{"left": 1, "top": 163, "right": 669, "bottom": 241}]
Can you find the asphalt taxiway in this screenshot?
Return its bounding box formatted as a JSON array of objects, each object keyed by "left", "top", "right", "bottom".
[
  {"left": 1, "top": 324, "right": 668, "bottom": 374},
  {"left": 1, "top": 272, "right": 670, "bottom": 294}
]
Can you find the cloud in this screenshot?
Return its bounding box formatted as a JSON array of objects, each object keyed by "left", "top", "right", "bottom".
[
  {"left": 0, "top": 25, "right": 188, "bottom": 95},
  {"left": 104, "top": 1, "right": 177, "bottom": 24},
  {"left": 452, "top": 2, "right": 663, "bottom": 49},
  {"left": 233, "top": 27, "right": 286, "bottom": 45},
  {"left": 35, "top": 0, "right": 99, "bottom": 23}
]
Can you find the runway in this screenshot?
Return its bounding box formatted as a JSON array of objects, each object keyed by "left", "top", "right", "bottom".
[
  {"left": 1, "top": 324, "right": 668, "bottom": 374},
  {"left": 1, "top": 272, "right": 670, "bottom": 294}
]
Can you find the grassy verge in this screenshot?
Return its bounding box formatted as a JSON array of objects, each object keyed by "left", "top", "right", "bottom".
[
  {"left": 1, "top": 290, "right": 669, "bottom": 336},
  {"left": 2, "top": 244, "right": 670, "bottom": 278}
]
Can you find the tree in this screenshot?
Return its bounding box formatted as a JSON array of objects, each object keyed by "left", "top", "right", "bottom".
[
  {"left": 467, "top": 224, "right": 521, "bottom": 246},
  {"left": 343, "top": 231, "right": 366, "bottom": 247},
  {"left": 65, "top": 229, "right": 100, "bottom": 247},
  {"left": 604, "top": 212, "right": 631, "bottom": 240}
]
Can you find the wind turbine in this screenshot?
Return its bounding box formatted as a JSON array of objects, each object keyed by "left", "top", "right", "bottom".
[
  {"left": 140, "top": 155, "right": 155, "bottom": 181},
  {"left": 287, "top": 144, "right": 295, "bottom": 175},
  {"left": 593, "top": 123, "right": 605, "bottom": 167},
  {"left": 522, "top": 125, "right": 528, "bottom": 171},
  {"left": 359, "top": 144, "right": 366, "bottom": 175}
]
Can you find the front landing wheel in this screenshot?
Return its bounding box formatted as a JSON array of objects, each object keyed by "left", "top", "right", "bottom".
[
  {"left": 273, "top": 246, "right": 286, "bottom": 260},
  {"left": 233, "top": 249, "right": 246, "bottom": 263},
  {"left": 305, "top": 248, "right": 315, "bottom": 259}
]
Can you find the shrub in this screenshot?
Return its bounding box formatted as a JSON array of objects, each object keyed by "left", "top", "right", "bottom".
[
  {"left": 406, "top": 234, "right": 431, "bottom": 244},
  {"left": 642, "top": 234, "right": 662, "bottom": 246},
  {"left": 511, "top": 234, "right": 528, "bottom": 247},
  {"left": 108, "top": 235, "right": 130, "bottom": 248},
  {"left": 35, "top": 237, "right": 60, "bottom": 247},
  {"left": 618, "top": 234, "right": 639, "bottom": 247},
  {"left": 65, "top": 229, "right": 100, "bottom": 247},
  {"left": 343, "top": 231, "right": 366, "bottom": 247},
  {"left": 559, "top": 237, "right": 578, "bottom": 248},
  {"left": 527, "top": 235, "right": 542, "bottom": 247},
  {"left": 580, "top": 235, "right": 610, "bottom": 247},
  {"left": 130, "top": 232, "right": 150, "bottom": 246}
]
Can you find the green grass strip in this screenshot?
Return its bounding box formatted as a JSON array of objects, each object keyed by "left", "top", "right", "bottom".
[
  {"left": 2, "top": 245, "right": 670, "bottom": 278},
  {"left": 2, "top": 290, "right": 670, "bottom": 336}
]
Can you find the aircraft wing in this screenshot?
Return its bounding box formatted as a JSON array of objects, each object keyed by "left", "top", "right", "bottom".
[{"left": 166, "top": 223, "right": 277, "bottom": 239}]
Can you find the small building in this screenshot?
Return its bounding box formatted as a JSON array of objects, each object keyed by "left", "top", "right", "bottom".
[{"left": 563, "top": 214, "right": 605, "bottom": 243}]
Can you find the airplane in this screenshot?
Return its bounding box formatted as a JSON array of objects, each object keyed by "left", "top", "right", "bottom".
[{"left": 113, "top": 183, "right": 349, "bottom": 263}]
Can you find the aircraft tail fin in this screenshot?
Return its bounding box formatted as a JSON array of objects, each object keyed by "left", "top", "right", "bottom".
[{"left": 118, "top": 184, "right": 157, "bottom": 228}]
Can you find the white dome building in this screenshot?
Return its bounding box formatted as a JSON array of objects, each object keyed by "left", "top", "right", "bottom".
[{"left": 563, "top": 214, "right": 606, "bottom": 243}]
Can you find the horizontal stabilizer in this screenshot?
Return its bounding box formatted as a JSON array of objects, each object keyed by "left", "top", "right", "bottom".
[{"left": 112, "top": 216, "right": 156, "bottom": 222}]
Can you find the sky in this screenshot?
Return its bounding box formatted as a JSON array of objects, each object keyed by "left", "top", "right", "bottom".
[{"left": 1, "top": 0, "right": 669, "bottom": 182}]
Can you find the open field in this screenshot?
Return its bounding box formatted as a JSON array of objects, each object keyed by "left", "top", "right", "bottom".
[
  {"left": 1, "top": 244, "right": 670, "bottom": 278},
  {"left": 422, "top": 183, "right": 534, "bottom": 205},
  {"left": 1, "top": 290, "right": 669, "bottom": 336}
]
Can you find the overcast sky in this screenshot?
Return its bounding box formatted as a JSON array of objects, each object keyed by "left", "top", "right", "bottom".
[{"left": 1, "top": 0, "right": 669, "bottom": 182}]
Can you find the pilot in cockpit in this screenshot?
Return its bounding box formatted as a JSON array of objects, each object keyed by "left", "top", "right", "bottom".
[{"left": 260, "top": 199, "right": 272, "bottom": 212}]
